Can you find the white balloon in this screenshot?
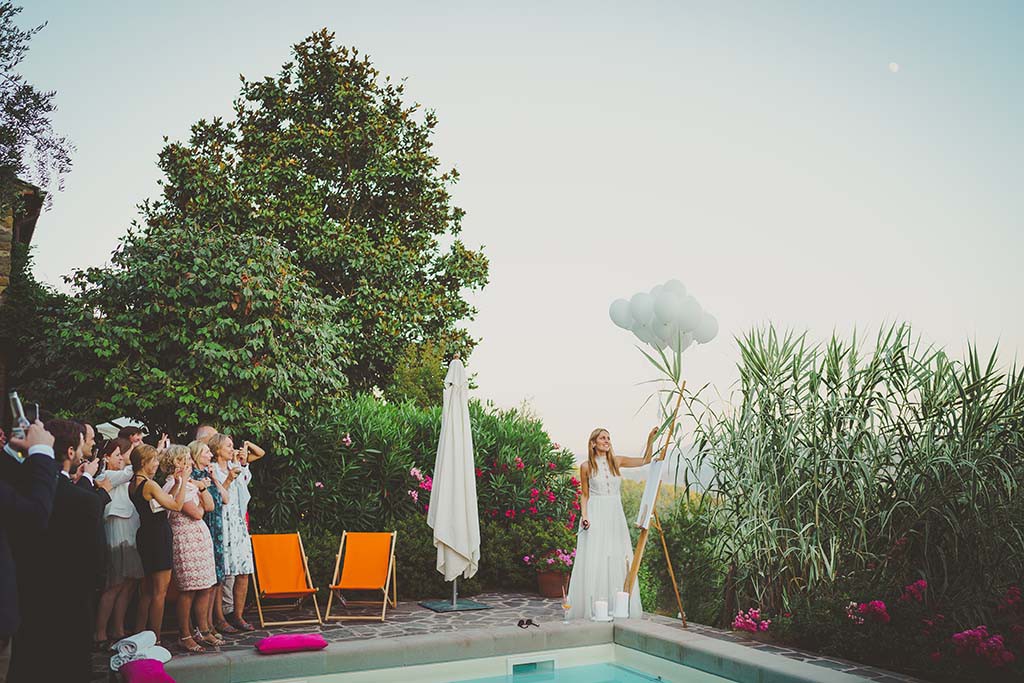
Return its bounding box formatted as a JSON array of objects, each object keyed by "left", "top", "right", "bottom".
[
  {"left": 668, "top": 330, "right": 694, "bottom": 353},
  {"left": 629, "top": 292, "right": 655, "bottom": 324},
  {"left": 663, "top": 279, "right": 687, "bottom": 298},
  {"left": 652, "top": 319, "right": 677, "bottom": 344},
  {"left": 632, "top": 319, "right": 655, "bottom": 345},
  {"left": 676, "top": 295, "right": 703, "bottom": 332},
  {"left": 653, "top": 290, "right": 683, "bottom": 324},
  {"left": 609, "top": 299, "right": 633, "bottom": 329},
  {"left": 693, "top": 313, "right": 719, "bottom": 344}
]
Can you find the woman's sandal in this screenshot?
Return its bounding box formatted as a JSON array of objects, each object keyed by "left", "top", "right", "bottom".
[
  {"left": 178, "top": 636, "right": 205, "bottom": 654},
  {"left": 229, "top": 614, "right": 256, "bottom": 632},
  {"left": 198, "top": 630, "right": 225, "bottom": 647},
  {"left": 215, "top": 620, "right": 239, "bottom": 634}
]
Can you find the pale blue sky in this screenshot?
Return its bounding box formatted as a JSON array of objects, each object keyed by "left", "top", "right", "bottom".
[{"left": 18, "top": 1, "right": 1024, "bottom": 461}]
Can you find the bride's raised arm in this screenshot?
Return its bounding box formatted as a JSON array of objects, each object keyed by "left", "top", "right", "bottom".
[{"left": 615, "top": 427, "right": 660, "bottom": 468}]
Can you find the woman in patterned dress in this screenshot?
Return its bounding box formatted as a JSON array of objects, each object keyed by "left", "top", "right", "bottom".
[{"left": 161, "top": 445, "right": 218, "bottom": 653}]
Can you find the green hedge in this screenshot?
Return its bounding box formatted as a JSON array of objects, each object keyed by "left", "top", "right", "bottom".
[{"left": 248, "top": 393, "right": 579, "bottom": 598}]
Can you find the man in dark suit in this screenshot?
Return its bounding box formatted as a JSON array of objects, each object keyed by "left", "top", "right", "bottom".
[
  {"left": 0, "top": 421, "right": 57, "bottom": 683},
  {"left": 6, "top": 419, "right": 105, "bottom": 683}
]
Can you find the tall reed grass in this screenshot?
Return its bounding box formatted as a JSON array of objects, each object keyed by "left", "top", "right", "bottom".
[{"left": 683, "top": 324, "right": 1024, "bottom": 624}]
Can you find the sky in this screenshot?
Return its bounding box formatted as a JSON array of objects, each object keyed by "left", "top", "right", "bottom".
[{"left": 17, "top": 1, "right": 1024, "bottom": 465}]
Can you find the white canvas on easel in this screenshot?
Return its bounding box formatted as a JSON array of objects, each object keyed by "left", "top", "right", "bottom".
[{"left": 635, "top": 459, "right": 664, "bottom": 530}]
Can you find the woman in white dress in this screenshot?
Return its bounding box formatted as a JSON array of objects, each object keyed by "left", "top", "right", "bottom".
[
  {"left": 210, "top": 434, "right": 255, "bottom": 631},
  {"left": 566, "top": 426, "right": 658, "bottom": 620}
]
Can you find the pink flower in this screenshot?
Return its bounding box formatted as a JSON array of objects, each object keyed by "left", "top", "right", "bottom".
[
  {"left": 515, "top": 457, "right": 525, "bottom": 470},
  {"left": 408, "top": 489, "right": 419, "bottom": 502},
  {"left": 852, "top": 600, "right": 890, "bottom": 624},
  {"left": 732, "top": 608, "right": 770, "bottom": 634},
  {"left": 529, "top": 506, "right": 538, "bottom": 515},
  {"left": 551, "top": 442, "right": 561, "bottom": 450},
  {"left": 423, "top": 504, "right": 429, "bottom": 512},
  {"left": 342, "top": 433, "right": 352, "bottom": 447},
  {"left": 505, "top": 509, "right": 515, "bottom": 519},
  {"left": 523, "top": 555, "right": 531, "bottom": 564},
  {"left": 548, "top": 462, "right": 557, "bottom": 470},
  {"left": 314, "top": 481, "right": 324, "bottom": 489},
  {"left": 475, "top": 467, "right": 483, "bottom": 478},
  {"left": 410, "top": 467, "right": 422, "bottom": 479},
  {"left": 899, "top": 579, "right": 928, "bottom": 604},
  {"left": 951, "top": 626, "right": 1016, "bottom": 668},
  {"left": 546, "top": 491, "right": 556, "bottom": 503}
]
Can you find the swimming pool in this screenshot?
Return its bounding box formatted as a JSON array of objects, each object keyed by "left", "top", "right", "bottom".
[
  {"left": 164, "top": 619, "right": 867, "bottom": 683},
  {"left": 457, "top": 662, "right": 665, "bottom": 683}
]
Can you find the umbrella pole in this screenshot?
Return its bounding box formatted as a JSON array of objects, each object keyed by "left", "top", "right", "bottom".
[{"left": 452, "top": 577, "right": 458, "bottom": 607}]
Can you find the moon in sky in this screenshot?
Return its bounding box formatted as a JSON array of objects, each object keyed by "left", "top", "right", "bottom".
[{"left": 889, "top": 62, "right": 900, "bottom": 73}]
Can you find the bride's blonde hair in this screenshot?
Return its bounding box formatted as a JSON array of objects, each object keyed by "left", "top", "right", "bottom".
[{"left": 586, "top": 428, "right": 620, "bottom": 477}]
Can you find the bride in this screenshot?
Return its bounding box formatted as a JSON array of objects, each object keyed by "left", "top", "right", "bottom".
[{"left": 566, "top": 426, "right": 658, "bottom": 620}]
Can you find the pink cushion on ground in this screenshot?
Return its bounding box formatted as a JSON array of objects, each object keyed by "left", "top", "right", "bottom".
[
  {"left": 120, "top": 659, "right": 175, "bottom": 683},
  {"left": 255, "top": 633, "right": 329, "bottom": 654}
]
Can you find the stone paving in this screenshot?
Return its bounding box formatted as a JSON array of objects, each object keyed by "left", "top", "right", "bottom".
[{"left": 93, "top": 592, "right": 928, "bottom": 682}]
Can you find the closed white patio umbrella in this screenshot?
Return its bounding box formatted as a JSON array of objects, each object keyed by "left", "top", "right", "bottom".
[{"left": 421, "top": 356, "right": 488, "bottom": 611}]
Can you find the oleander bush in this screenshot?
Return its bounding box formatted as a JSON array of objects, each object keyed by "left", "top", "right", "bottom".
[{"left": 249, "top": 393, "right": 580, "bottom": 598}]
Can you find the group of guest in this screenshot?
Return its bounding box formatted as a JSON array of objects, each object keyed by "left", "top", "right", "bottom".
[{"left": 0, "top": 418, "right": 265, "bottom": 683}]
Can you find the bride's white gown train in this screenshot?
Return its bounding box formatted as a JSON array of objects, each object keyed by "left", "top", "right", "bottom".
[{"left": 566, "top": 457, "right": 642, "bottom": 620}]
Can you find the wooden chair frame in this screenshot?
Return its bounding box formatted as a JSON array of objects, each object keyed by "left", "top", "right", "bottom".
[
  {"left": 251, "top": 531, "right": 323, "bottom": 628},
  {"left": 324, "top": 531, "right": 398, "bottom": 622}
]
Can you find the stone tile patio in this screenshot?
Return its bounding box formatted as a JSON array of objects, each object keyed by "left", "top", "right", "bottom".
[{"left": 94, "top": 592, "right": 928, "bottom": 681}]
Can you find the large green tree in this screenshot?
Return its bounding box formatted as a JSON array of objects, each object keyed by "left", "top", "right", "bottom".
[
  {"left": 16, "top": 128, "right": 353, "bottom": 447},
  {"left": 0, "top": 2, "right": 72, "bottom": 209},
  {"left": 152, "top": 31, "right": 488, "bottom": 392}
]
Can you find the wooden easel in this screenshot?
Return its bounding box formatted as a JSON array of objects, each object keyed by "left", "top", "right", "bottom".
[{"left": 623, "top": 380, "right": 688, "bottom": 627}]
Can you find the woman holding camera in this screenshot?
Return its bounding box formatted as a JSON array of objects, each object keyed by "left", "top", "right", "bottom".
[
  {"left": 129, "top": 444, "right": 188, "bottom": 643},
  {"left": 209, "top": 434, "right": 254, "bottom": 630},
  {"left": 93, "top": 438, "right": 143, "bottom": 648}
]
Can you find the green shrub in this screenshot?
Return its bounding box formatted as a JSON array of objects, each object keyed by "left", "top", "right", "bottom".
[
  {"left": 641, "top": 494, "right": 726, "bottom": 625},
  {"left": 248, "top": 393, "right": 579, "bottom": 599}
]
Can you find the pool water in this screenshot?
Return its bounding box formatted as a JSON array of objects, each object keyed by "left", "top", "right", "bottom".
[{"left": 454, "top": 663, "right": 665, "bottom": 683}]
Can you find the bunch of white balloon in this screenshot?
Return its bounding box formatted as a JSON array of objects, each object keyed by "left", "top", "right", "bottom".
[{"left": 609, "top": 279, "right": 718, "bottom": 352}]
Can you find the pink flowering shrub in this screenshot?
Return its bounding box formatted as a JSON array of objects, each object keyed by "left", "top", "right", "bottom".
[
  {"left": 899, "top": 579, "right": 927, "bottom": 604},
  {"left": 733, "top": 608, "right": 772, "bottom": 633},
  {"left": 951, "top": 626, "right": 1016, "bottom": 668},
  {"left": 523, "top": 548, "right": 575, "bottom": 575}
]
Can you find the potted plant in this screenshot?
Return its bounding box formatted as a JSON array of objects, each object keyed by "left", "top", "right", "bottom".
[{"left": 524, "top": 549, "right": 575, "bottom": 598}]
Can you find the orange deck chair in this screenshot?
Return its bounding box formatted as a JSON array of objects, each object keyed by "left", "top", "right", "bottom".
[
  {"left": 250, "top": 532, "right": 323, "bottom": 627},
  {"left": 324, "top": 531, "right": 398, "bottom": 622}
]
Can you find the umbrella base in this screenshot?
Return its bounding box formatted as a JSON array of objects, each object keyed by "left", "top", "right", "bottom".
[{"left": 419, "top": 599, "right": 491, "bottom": 613}]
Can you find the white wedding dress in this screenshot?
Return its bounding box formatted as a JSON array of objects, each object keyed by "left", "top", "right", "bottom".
[{"left": 566, "top": 456, "right": 642, "bottom": 619}]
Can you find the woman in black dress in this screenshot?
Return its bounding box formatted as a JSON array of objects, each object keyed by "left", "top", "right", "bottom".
[{"left": 129, "top": 444, "right": 187, "bottom": 643}]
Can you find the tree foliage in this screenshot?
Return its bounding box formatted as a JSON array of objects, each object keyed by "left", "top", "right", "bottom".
[
  {"left": 17, "top": 200, "right": 352, "bottom": 449},
  {"left": 0, "top": 2, "right": 72, "bottom": 209},
  {"left": 388, "top": 340, "right": 447, "bottom": 408},
  {"left": 155, "top": 30, "right": 488, "bottom": 392}
]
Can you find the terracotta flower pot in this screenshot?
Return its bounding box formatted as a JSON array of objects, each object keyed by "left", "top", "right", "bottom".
[{"left": 536, "top": 570, "right": 569, "bottom": 598}]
